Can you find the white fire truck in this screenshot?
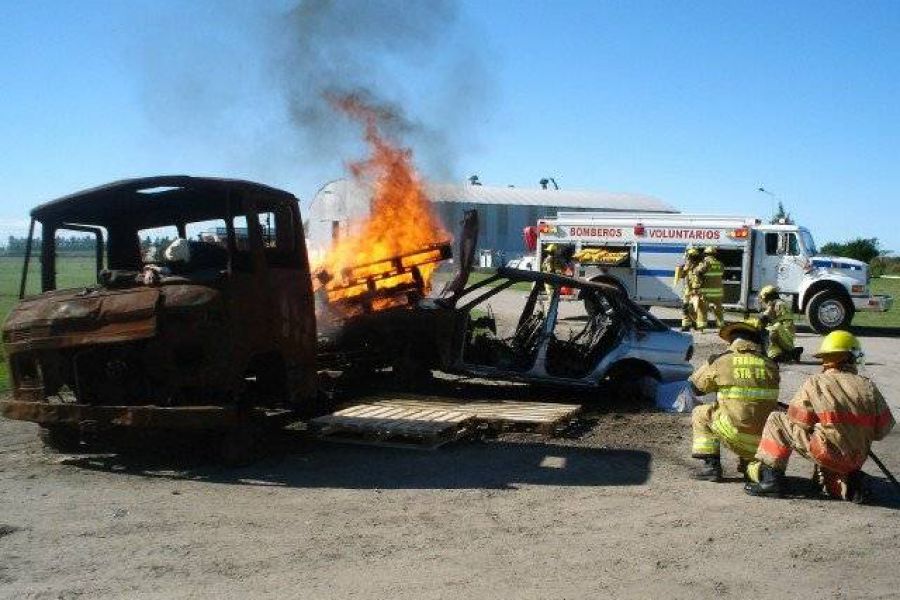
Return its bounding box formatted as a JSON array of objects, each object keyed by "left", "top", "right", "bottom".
[{"left": 536, "top": 212, "right": 892, "bottom": 333}]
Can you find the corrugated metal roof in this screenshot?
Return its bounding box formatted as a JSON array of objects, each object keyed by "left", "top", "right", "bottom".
[
  {"left": 312, "top": 179, "right": 676, "bottom": 213},
  {"left": 426, "top": 182, "right": 676, "bottom": 212}
]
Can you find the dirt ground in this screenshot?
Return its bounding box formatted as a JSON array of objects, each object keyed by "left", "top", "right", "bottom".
[{"left": 1, "top": 301, "right": 899, "bottom": 599}]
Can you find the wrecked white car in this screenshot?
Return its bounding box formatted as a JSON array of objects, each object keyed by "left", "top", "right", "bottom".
[{"left": 419, "top": 267, "right": 694, "bottom": 401}]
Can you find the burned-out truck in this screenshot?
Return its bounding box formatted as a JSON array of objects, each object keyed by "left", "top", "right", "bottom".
[
  {"left": 1, "top": 176, "right": 466, "bottom": 457},
  {"left": 1, "top": 177, "right": 330, "bottom": 453}
]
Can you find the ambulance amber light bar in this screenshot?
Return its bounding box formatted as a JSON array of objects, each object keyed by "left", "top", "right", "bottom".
[{"left": 728, "top": 226, "right": 750, "bottom": 239}]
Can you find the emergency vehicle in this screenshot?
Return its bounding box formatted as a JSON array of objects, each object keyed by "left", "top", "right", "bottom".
[{"left": 536, "top": 213, "right": 893, "bottom": 333}]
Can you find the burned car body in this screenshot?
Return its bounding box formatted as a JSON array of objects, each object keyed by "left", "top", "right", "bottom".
[
  {"left": 1, "top": 176, "right": 318, "bottom": 437},
  {"left": 427, "top": 267, "right": 694, "bottom": 395}
]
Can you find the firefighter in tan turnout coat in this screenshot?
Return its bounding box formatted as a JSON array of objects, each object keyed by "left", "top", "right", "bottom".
[
  {"left": 676, "top": 247, "right": 703, "bottom": 331},
  {"left": 689, "top": 320, "right": 781, "bottom": 481},
  {"left": 696, "top": 246, "right": 725, "bottom": 328},
  {"left": 745, "top": 331, "right": 895, "bottom": 501},
  {"left": 758, "top": 284, "right": 800, "bottom": 363}
]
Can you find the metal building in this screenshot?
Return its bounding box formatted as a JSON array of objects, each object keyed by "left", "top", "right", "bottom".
[{"left": 305, "top": 178, "right": 677, "bottom": 264}]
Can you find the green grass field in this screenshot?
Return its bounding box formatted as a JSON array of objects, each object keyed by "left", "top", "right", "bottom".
[
  {"left": 0, "top": 254, "right": 98, "bottom": 391},
  {"left": 1, "top": 258, "right": 898, "bottom": 392}
]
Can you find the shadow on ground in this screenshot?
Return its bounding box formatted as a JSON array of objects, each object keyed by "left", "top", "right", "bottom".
[
  {"left": 770, "top": 475, "right": 900, "bottom": 509},
  {"left": 59, "top": 434, "right": 652, "bottom": 491}
]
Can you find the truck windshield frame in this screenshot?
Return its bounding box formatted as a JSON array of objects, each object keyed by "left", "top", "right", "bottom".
[{"left": 799, "top": 228, "right": 818, "bottom": 256}]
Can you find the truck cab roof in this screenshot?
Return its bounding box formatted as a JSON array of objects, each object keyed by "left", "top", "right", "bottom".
[{"left": 31, "top": 175, "right": 298, "bottom": 226}]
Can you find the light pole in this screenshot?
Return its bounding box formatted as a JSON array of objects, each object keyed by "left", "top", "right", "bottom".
[{"left": 757, "top": 186, "right": 776, "bottom": 217}]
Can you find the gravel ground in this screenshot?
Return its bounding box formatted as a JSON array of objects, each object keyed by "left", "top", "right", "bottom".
[{"left": 1, "top": 298, "right": 898, "bottom": 600}]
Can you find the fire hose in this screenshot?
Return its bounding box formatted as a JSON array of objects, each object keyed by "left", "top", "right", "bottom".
[{"left": 776, "top": 402, "right": 900, "bottom": 495}]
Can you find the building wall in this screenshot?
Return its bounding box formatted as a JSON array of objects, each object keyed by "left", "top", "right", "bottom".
[
  {"left": 436, "top": 201, "right": 589, "bottom": 264},
  {"left": 305, "top": 180, "right": 647, "bottom": 265}
]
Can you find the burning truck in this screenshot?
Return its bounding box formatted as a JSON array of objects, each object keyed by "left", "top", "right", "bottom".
[{"left": 0, "top": 100, "right": 475, "bottom": 457}]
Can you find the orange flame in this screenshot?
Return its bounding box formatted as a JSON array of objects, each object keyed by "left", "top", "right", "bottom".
[{"left": 314, "top": 95, "right": 450, "bottom": 309}]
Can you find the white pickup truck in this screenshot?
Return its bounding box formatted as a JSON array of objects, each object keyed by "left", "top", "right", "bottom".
[{"left": 535, "top": 212, "right": 892, "bottom": 333}]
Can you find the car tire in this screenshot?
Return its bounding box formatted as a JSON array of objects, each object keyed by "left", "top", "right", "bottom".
[
  {"left": 806, "top": 290, "right": 853, "bottom": 334},
  {"left": 617, "top": 374, "right": 659, "bottom": 406},
  {"left": 608, "top": 364, "right": 659, "bottom": 406}
]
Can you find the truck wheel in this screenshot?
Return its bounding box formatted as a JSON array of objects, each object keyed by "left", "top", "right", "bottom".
[
  {"left": 806, "top": 290, "right": 853, "bottom": 333},
  {"left": 39, "top": 425, "right": 82, "bottom": 453},
  {"left": 218, "top": 420, "right": 265, "bottom": 467}
]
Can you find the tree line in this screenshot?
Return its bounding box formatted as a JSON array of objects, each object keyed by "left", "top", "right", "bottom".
[{"left": 1, "top": 235, "right": 175, "bottom": 256}]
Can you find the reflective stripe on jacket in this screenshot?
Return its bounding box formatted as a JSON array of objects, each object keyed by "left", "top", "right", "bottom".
[
  {"left": 697, "top": 256, "right": 723, "bottom": 299},
  {"left": 785, "top": 367, "right": 895, "bottom": 473},
  {"left": 689, "top": 339, "right": 781, "bottom": 443}
]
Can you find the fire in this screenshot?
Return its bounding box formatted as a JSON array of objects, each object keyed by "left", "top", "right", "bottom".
[{"left": 314, "top": 95, "right": 450, "bottom": 312}]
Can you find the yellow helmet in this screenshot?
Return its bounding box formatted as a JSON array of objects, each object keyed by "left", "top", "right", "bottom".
[
  {"left": 760, "top": 285, "right": 779, "bottom": 300},
  {"left": 686, "top": 246, "right": 700, "bottom": 257},
  {"left": 545, "top": 244, "right": 557, "bottom": 254},
  {"left": 719, "top": 318, "right": 762, "bottom": 343},
  {"left": 703, "top": 246, "right": 716, "bottom": 255},
  {"left": 814, "top": 330, "right": 861, "bottom": 358}
]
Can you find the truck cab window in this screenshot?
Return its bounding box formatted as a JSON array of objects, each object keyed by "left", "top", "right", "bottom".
[
  {"left": 766, "top": 232, "right": 799, "bottom": 256},
  {"left": 230, "top": 215, "right": 253, "bottom": 272},
  {"left": 54, "top": 227, "right": 106, "bottom": 289},
  {"left": 257, "top": 206, "right": 298, "bottom": 268},
  {"left": 139, "top": 226, "right": 179, "bottom": 264}
]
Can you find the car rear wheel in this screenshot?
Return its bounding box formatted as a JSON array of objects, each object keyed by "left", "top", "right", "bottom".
[{"left": 607, "top": 364, "right": 660, "bottom": 407}]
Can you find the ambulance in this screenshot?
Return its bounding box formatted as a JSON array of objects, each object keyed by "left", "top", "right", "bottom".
[{"left": 536, "top": 212, "right": 892, "bottom": 333}]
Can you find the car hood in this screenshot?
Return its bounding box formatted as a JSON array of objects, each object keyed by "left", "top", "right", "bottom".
[
  {"left": 810, "top": 255, "right": 867, "bottom": 271},
  {"left": 3, "top": 284, "right": 220, "bottom": 351}
]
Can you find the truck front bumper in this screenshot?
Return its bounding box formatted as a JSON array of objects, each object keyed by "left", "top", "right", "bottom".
[
  {"left": 853, "top": 295, "right": 893, "bottom": 312},
  {"left": 0, "top": 400, "right": 242, "bottom": 430}
]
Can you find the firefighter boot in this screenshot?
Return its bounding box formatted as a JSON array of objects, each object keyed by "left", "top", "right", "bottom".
[
  {"left": 692, "top": 456, "right": 722, "bottom": 482},
  {"left": 737, "top": 458, "right": 750, "bottom": 480},
  {"left": 845, "top": 470, "right": 870, "bottom": 504},
  {"left": 744, "top": 463, "right": 784, "bottom": 497},
  {"left": 791, "top": 347, "right": 804, "bottom": 362}
]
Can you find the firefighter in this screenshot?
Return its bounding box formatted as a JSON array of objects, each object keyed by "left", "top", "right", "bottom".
[
  {"left": 541, "top": 244, "right": 573, "bottom": 296},
  {"left": 676, "top": 246, "right": 703, "bottom": 331},
  {"left": 689, "top": 319, "right": 781, "bottom": 482},
  {"left": 697, "top": 246, "right": 725, "bottom": 328},
  {"left": 758, "top": 285, "right": 800, "bottom": 363},
  {"left": 745, "top": 331, "right": 895, "bottom": 501},
  {"left": 541, "top": 244, "right": 566, "bottom": 275}
]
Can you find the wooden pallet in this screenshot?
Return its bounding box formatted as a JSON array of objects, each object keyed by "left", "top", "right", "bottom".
[
  {"left": 309, "top": 404, "right": 474, "bottom": 450},
  {"left": 369, "top": 396, "right": 582, "bottom": 434}
]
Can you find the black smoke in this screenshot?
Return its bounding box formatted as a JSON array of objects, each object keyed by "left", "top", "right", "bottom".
[{"left": 139, "top": 0, "right": 492, "bottom": 182}]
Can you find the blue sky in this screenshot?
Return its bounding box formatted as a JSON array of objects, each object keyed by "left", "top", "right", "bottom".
[{"left": 1, "top": 1, "right": 898, "bottom": 251}]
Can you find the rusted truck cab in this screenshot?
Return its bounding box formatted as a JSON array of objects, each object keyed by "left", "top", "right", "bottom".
[{"left": 1, "top": 176, "right": 317, "bottom": 446}]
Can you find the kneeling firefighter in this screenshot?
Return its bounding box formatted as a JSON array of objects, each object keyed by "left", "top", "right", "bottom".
[
  {"left": 758, "top": 285, "right": 800, "bottom": 363},
  {"left": 745, "top": 331, "right": 895, "bottom": 501},
  {"left": 689, "top": 319, "right": 781, "bottom": 481}
]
